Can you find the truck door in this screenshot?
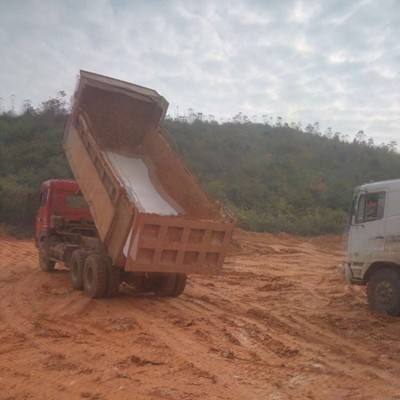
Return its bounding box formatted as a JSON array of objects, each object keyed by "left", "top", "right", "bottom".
[
  {"left": 35, "top": 188, "right": 49, "bottom": 245},
  {"left": 382, "top": 189, "right": 400, "bottom": 252},
  {"left": 348, "top": 191, "right": 386, "bottom": 263}
]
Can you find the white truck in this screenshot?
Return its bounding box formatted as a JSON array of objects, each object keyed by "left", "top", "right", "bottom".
[{"left": 346, "top": 179, "right": 400, "bottom": 315}]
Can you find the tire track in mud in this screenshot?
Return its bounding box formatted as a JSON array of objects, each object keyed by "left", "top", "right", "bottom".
[
  {"left": 1, "top": 234, "right": 400, "bottom": 400},
  {"left": 0, "top": 260, "right": 164, "bottom": 398},
  {"left": 0, "top": 249, "right": 286, "bottom": 398},
  {"left": 234, "top": 248, "right": 400, "bottom": 398},
  {"left": 116, "top": 300, "right": 269, "bottom": 399},
  {"left": 158, "top": 280, "right": 381, "bottom": 397},
  {"left": 0, "top": 251, "right": 256, "bottom": 399},
  {"left": 187, "top": 245, "right": 400, "bottom": 398}
]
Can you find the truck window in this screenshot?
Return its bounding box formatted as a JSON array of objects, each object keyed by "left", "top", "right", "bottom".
[
  {"left": 355, "top": 192, "right": 385, "bottom": 223},
  {"left": 65, "top": 194, "right": 89, "bottom": 209}
]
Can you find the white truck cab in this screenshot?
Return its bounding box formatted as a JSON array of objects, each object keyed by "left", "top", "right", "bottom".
[{"left": 347, "top": 179, "right": 400, "bottom": 316}]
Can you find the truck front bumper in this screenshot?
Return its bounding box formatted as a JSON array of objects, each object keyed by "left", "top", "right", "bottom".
[{"left": 345, "top": 263, "right": 365, "bottom": 285}]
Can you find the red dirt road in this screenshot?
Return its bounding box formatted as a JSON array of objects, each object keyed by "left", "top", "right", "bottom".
[{"left": 0, "top": 230, "right": 399, "bottom": 400}]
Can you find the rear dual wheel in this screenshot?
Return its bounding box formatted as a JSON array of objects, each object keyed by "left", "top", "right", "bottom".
[
  {"left": 105, "top": 261, "right": 121, "bottom": 298},
  {"left": 70, "top": 250, "right": 88, "bottom": 290},
  {"left": 72, "top": 253, "right": 184, "bottom": 299},
  {"left": 153, "top": 273, "right": 187, "bottom": 297},
  {"left": 82, "top": 254, "right": 121, "bottom": 299}
]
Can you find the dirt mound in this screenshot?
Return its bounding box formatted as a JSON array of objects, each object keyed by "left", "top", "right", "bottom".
[{"left": 0, "top": 232, "right": 399, "bottom": 399}]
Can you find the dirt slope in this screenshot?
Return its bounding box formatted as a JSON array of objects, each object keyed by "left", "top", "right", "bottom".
[{"left": 0, "top": 230, "right": 399, "bottom": 400}]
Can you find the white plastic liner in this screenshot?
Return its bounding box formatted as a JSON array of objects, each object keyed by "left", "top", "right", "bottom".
[{"left": 106, "top": 151, "right": 179, "bottom": 216}]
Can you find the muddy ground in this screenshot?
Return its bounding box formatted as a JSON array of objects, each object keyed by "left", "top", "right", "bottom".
[{"left": 0, "top": 230, "right": 399, "bottom": 400}]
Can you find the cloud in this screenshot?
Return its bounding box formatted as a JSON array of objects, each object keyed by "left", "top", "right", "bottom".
[{"left": 0, "top": 0, "right": 399, "bottom": 142}]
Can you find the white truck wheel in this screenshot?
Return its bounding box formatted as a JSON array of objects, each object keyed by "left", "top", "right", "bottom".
[{"left": 367, "top": 268, "right": 400, "bottom": 316}]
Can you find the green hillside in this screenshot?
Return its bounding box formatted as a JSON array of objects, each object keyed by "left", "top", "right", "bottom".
[
  {"left": 1, "top": 97, "right": 399, "bottom": 236},
  {"left": 163, "top": 117, "right": 400, "bottom": 235},
  {"left": 0, "top": 95, "right": 71, "bottom": 234}
]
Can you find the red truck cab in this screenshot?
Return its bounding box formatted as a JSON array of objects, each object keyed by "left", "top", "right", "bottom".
[
  {"left": 35, "top": 179, "right": 93, "bottom": 248},
  {"left": 35, "top": 178, "right": 189, "bottom": 298},
  {"left": 35, "top": 179, "right": 113, "bottom": 296}
]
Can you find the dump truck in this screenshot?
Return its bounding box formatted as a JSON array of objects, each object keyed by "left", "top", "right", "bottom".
[
  {"left": 35, "top": 70, "right": 235, "bottom": 298},
  {"left": 346, "top": 179, "right": 400, "bottom": 315}
]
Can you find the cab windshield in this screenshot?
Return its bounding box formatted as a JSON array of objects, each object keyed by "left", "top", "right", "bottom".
[{"left": 353, "top": 191, "right": 385, "bottom": 224}]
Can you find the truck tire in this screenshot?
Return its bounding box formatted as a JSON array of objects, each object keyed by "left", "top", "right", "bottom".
[
  {"left": 133, "top": 276, "right": 154, "bottom": 293},
  {"left": 39, "top": 240, "right": 55, "bottom": 272},
  {"left": 83, "top": 254, "right": 108, "bottom": 298},
  {"left": 153, "top": 273, "right": 187, "bottom": 297},
  {"left": 367, "top": 268, "right": 400, "bottom": 316},
  {"left": 70, "top": 250, "right": 88, "bottom": 290},
  {"left": 105, "top": 262, "right": 121, "bottom": 298},
  {"left": 153, "top": 274, "right": 177, "bottom": 297},
  {"left": 171, "top": 273, "right": 187, "bottom": 297}
]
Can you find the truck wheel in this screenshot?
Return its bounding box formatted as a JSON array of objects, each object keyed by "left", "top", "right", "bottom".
[
  {"left": 153, "top": 273, "right": 187, "bottom": 297},
  {"left": 70, "top": 250, "right": 88, "bottom": 290},
  {"left": 105, "top": 261, "right": 121, "bottom": 298},
  {"left": 133, "top": 276, "right": 154, "bottom": 293},
  {"left": 39, "top": 241, "right": 55, "bottom": 272},
  {"left": 171, "top": 274, "right": 187, "bottom": 297},
  {"left": 83, "top": 254, "right": 108, "bottom": 298},
  {"left": 367, "top": 268, "right": 400, "bottom": 316},
  {"left": 153, "top": 274, "right": 177, "bottom": 297}
]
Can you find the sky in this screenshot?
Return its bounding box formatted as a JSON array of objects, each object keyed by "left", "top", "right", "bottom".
[{"left": 0, "top": 0, "right": 399, "bottom": 144}]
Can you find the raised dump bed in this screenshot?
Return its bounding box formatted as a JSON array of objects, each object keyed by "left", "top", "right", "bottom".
[{"left": 63, "top": 71, "right": 235, "bottom": 276}]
